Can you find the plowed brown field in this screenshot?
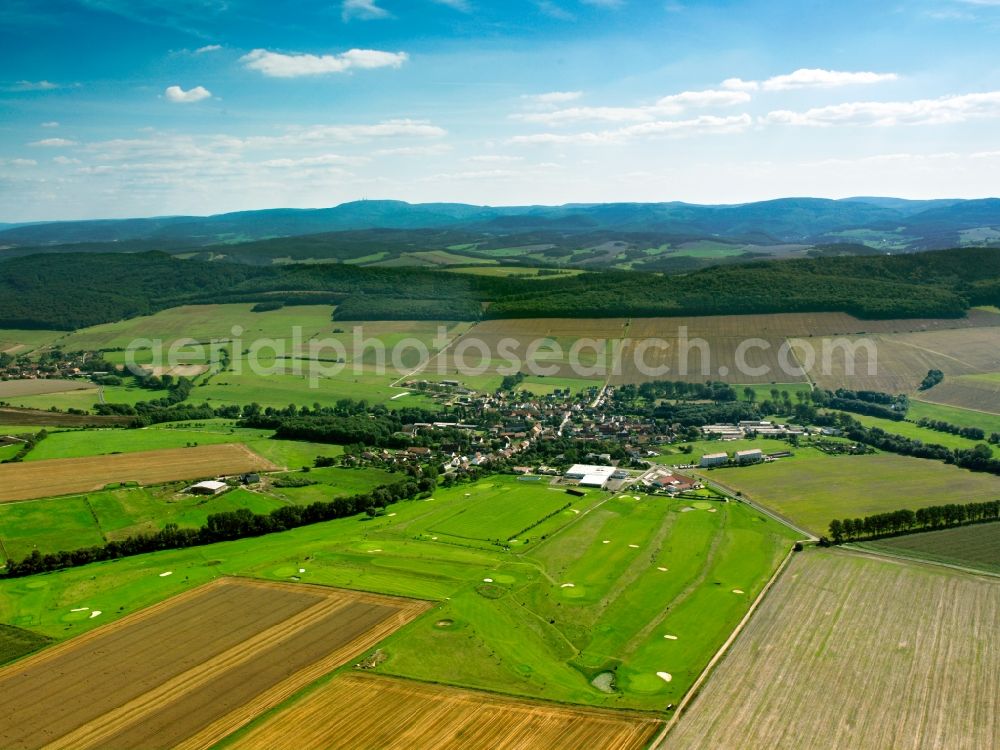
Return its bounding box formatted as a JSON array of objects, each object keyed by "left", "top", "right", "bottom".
[
  {"left": 0, "top": 578, "right": 429, "bottom": 750},
  {"left": 0, "top": 444, "right": 277, "bottom": 503},
  {"left": 230, "top": 673, "right": 664, "bottom": 750}
]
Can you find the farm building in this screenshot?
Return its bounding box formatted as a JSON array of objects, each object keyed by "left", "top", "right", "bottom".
[
  {"left": 188, "top": 480, "right": 228, "bottom": 495},
  {"left": 565, "top": 464, "right": 616, "bottom": 488},
  {"left": 735, "top": 449, "right": 764, "bottom": 465},
  {"left": 700, "top": 452, "right": 729, "bottom": 468}
]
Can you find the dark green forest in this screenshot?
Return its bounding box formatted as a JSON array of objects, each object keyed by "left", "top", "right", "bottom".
[{"left": 2, "top": 246, "right": 1000, "bottom": 330}]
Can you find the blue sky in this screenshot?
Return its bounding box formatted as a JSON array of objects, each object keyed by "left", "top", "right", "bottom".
[{"left": 1, "top": 0, "right": 999, "bottom": 221}]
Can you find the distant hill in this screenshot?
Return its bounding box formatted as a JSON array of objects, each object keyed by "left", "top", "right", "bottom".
[{"left": 1, "top": 197, "right": 997, "bottom": 270}]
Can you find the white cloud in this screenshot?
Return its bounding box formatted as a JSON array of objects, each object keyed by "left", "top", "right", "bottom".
[
  {"left": 261, "top": 154, "right": 368, "bottom": 167},
  {"left": 6, "top": 80, "right": 60, "bottom": 92},
  {"left": 341, "top": 0, "right": 390, "bottom": 21},
  {"left": 510, "top": 113, "right": 753, "bottom": 144},
  {"left": 722, "top": 77, "right": 759, "bottom": 92},
  {"left": 41, "top": 121, "right": 60, "bottom": 128},
  {"left": 195, "top": 44, "right": 222, "bottom": 54},
  {"left": 522, "top": 91, "right": 584, "bottom": 106},
  {"left": 29, "top": 138, "right": 77, "bottom": 147},
  {"left": 431, "top": 0, "right": 471, "bottom": 10},
  {"left": 467, "top": 154, "right": 524, "bottom": 163},
  {"left": 761, "top": 68, "right": 898, "bottom": 91},
  {"left": 53, "top": 155, "right": 81, "bottom": 165},
  {"left": 0, "top": 158, "right": 38, "bottom": 167},
  {"left": 240, "top": 48, "right": 408, "bottom": 78},
  {"left": 513, "top": 89, "right": 750, "bottom": 125},
  {"left": 164, "top": 85, "right": 212, "bottom": 103},
  {"left": 763, "top": 91, "right": 1000, "bottom": 127},
  {"left": 373, "top": 144, "right": 452, "bottom": 156}
]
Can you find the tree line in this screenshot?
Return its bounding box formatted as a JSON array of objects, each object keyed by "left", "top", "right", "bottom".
[
  {"left": 4, "top": 475, "right": 434, "bottom": 578},
  {"left": 828, "top": 499, "right": 1000, "bottom": 543}
]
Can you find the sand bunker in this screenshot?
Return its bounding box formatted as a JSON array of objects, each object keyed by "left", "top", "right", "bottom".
[
  {"left": 369, "top": 549, "right": 382, "bottom": 553},
  {"left": 70, "top": 607, "right": 89, "bottom": 612},
  {"left": 560, "top": 583, "right": 575, "bottom": 588},
  {"left": 298, "top": 568, "right": 306, "bottom": 573},
  {"left": 680, "top": 507, "right": 695, "bottom": 513},
  {"left": 657, "top": 567, "right": 668, "bottom": 572},
  {"left": 663, "top": 634, "right": 678, "bottom": 640},
  {"left": 707, "top": 508, "right": 718, "bottom": 513},
  {"left": 657, "top": 672, "right": 673, "bottom": 683},
  {"left": 603, "top": 540, "right": 611, "bottom": 544},
  {"left": 89, "top": 611, "right": 102, "bottom": 619},
  {"left": 571, "top": 509, "right": 580, "bottom": 514},
  {"left": 388, "top": 512, "right": 397, "bottom": 517},
  {"left": 628, "top": 544, "right": 640, "bottom": 549},
  {"left": 483, "top": 578, "right": 494, "bottom": 583},
  {"left": 732, "top": 589, "right": 745, "bottom": 595},
  {"left": 633, "top": 496, "right": 641, "bottom": 501},
  {"left": 159, "top": 571, "right": 173, "bottom": 577}
]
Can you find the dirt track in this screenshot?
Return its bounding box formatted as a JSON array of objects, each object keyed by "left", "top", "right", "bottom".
[
  {"left": 0, "top": 578, "right": 429, "bottom": 750},
  {"left": 0, "top": 444, "right": 277, "bottom": 503},
  {"left": 230, "top": 673, "right": 664, "bottom": 750}
]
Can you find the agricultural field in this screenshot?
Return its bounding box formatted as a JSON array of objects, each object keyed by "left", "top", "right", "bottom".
[
  {"left": 861, "top": 522, "right": 1000, "bottom": 574},
  {"left": 846, "top": 412, "right": 997, "bottom": 455},
  {"left": 0, "top": 486, "right": 285, "bottom": 561},
  {"left": 3, "top": 381, "right": 173, "bottom": 412},
  {"left": 24, "top": 427, "right": 243, "bottom": 461},
  {"left": 0, "top": 379, "right": 95, "bottom": 398},
  {"left": 667, "top": 549, "right": 1000, "bottom": 749},
  {"left": 0, "top": 578, "right": 428, "bottom": 750},
  {"left": 908, "top": 399, "right": 1000, "bottom": 435},
  {"left": 0, "top": 624, "right": 52, "bottom": 667},
  {"left": 0, "top": 407, "right": 131, "bottom": 427},
  {"left": 0, "top": 475, "right": 798, "bottom": 714},
  {"left": 227, "top": 674, "right": 663, "bottom": 750},
  {"left": 699, "top": 452, "right": 1000, "bottom": 536},
  {"left": 0, "top": 329, "right": 64, "bottom": 355},
  {"left": 0, "top": 444, "right": 276, "bottom": 503},
  {"left": 916, "top": 373, "right": 1000, "bottom": 414}
]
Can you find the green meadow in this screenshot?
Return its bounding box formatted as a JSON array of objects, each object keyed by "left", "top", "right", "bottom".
[{"left": 0, "top": 475, "right": 797, "bottom": 710}]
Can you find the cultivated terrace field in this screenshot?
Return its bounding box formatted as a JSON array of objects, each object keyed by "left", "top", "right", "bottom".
[
  {"left": 226, "top": 674, "right": 663, "bottom": 750},
  {"left": 666, "top": 549, "right": 1000, "bottom": 749},
  {"left": 0, "top": 578, "right": 428, "bottom": 750},
  {"left": 0, "top": 444, "right": 276, "bottom": 503}
]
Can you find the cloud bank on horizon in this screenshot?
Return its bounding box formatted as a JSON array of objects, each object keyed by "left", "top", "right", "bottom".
[{"left": 1, "top": 0, "right": 999, "bottom": 221}]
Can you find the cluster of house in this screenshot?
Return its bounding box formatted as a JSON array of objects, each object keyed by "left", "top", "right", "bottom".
[
  {"left": 642, "top": 467, "right": 700, "bottom": 494},
  {"left": 701, "top": 420, "right": 807, "bottom": 440}
]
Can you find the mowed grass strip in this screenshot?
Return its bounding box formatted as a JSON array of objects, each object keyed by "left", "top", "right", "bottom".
[
  {"left": 0, "top": 444, "right": 277, "bottom": 503},
  {"left": 226, "top": 673, "right": 663, "bottom": 750},
  {"left": 666, "top": 550, "right": 1000, "bottom": 750},
  {"left": 0, "top": 578, "right": 429, "bottom": 750},
  {"left": 701, "top": 452, "right": 1000, "bottom": 536}
]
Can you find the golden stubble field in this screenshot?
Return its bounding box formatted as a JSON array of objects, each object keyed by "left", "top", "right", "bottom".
[
  {"left": 0, "top": 444, "right": 277, "bottom": 503},
  {"left": 665, "top": 550, "right": 1000, "bottom": 750},
  {"left": 229, "top": 673, "right": 664, "bottom": 750},
  {"left": 0, "top": 578, "right": 430, "bottom": 750}
]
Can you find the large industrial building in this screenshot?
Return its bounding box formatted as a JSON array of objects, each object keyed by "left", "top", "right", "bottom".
[{"left": 565, "top": 464, "right": 617, "bottom": 488}]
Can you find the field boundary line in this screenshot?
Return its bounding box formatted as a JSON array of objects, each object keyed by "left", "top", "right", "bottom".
[
  {"left": 841, "top": 543, "right": 1000, "bottom": 580},
  {"left": 650, "top": 544, "right": 800, "bottom": 749}
]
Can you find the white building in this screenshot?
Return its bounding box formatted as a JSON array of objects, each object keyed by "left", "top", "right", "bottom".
[
  {"left": 565, "top": 464, "right": 617, "bottom": 488},
  {"left": 699, "top": 452, "right": 729, "bottom": 468},
  {"left": 735, "top": 449, "right": 764, "bottom": 464},
  {"left": 188, "top": 480, "right": 228, "bottom": 496}
]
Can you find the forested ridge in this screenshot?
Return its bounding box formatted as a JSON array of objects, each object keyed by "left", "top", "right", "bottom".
[{"left": 2, "top": 246, "right": 999, "bottom": 330}]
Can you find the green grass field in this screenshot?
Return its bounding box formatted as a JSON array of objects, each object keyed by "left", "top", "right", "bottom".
[
  {"left": 0, "top": 486, "right": 285, "bottom": 562},
  {"left": 0, "top": 329, "right": 65, "bottom": 354},
  {"left": 847, "top": 412, "right": 996, "bottom": 455},
  {"left": 702, "top": 452, "right": 1000, "bottom": 535},
  {"left": 517, "top": 375, "right": 603, "bottom": 396},
  {"left": 908, "top": 399, "right": 1000, "bottom": 436},
  {"left": 861, "top": 522, "right": 1000, "bottom": 574},
  {"left": 25, "top": 427, "right": 241, "bottom": 461},
  {"left": 0, "top": 474, "right": 797, "bottom": 712},
  {"left": 652, "top": 437, "right": 796, "bottom": 464}
]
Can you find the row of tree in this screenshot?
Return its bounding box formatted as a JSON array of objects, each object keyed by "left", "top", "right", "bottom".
[
  {"left": 4, "top": 475, "right": 434, "bottom": 578},
  {"left": 0, "top": 429, "right": 47, "bottom": 463},
  {"left": 915, "top": 417, "right": 988, "bottom": 442},
  {"left": 828, "top": 499, "right": 1000, "bottom": 542}
]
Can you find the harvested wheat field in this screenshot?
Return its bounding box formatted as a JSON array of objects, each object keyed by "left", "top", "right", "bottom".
[
  {"left": 0, "top": 406, "right": 132, "bottom": 427},
  {"left": 664, "top": 550, "right": 1000, "bottom": 750},
  {"left": 0, "top": 444, "right": 277, "bottom": 503},
  {"left": 0, "top": 379, "right": 97, "bottom": 398},
  {"left": 0, "top": 578, "right": 429, "bottom": 750},
  {"left": 917, "top": 375, "right": 1000, "bottom": 414},
  {"left": 229, "top": 673, "right": 663, "bottom": 750}
]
